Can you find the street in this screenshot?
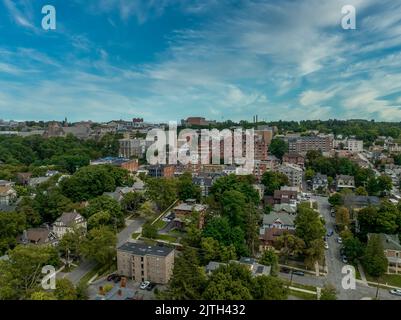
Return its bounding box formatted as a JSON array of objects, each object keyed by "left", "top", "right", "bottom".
[{"left": 314, "top": 196, "right": 401, "bottom": 300}]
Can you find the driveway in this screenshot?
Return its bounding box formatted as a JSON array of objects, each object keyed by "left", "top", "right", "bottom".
[
  {"left": 117, "top": 217, "right": 146, "bottom": 248},
  {"left": 58, "top": 259, "right": 97, "bottom": 285}
]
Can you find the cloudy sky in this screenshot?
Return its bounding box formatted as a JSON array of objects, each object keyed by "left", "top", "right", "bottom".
[{"left": 1, "top": 0, "right": 401, "bottom": 122}]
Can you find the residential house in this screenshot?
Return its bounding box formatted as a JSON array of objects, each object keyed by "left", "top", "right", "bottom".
[
  {"left": 104, "top": 186, "right": 136, "bottom": 202},
  {"left": 312, "top": 173, "right": 328, "bottom": 191},
  {"left": 147, "top": 164, "right": 175, "bottom": 178},
  {"left": 0, "top": 185, "right": 17, "bottom": 206},
  {"left": 172, "top": 199, "right": 208, "bottom": 229},
  {"left": 52, "top": 211, "right": 87, "bottom": 239},
  {"left": 368, "top": 234, "right": 401, "bottom": 274},
  {"left": 17, "top": 172, "right": 32, "bottom": 186},
  {"left": 205, "top": 259, "right": 270, "bottom": 277},
  {"left": 259, "top": 212, "right": 296, "bottom": 250},
  {"left": 28, "top": 176, "right": 51, "bottom": 188},
  {"left": 117, "top": 242, "right": 175, "bottom": 284},
  {"left": 19, "top": 228, "right": 58, "bottom": 246},
  {"left": 264, "top": 190, "right": 298, "bottom": 206},
  {"left": 336, "top": 175, "right": 355, "bottom": 191}
]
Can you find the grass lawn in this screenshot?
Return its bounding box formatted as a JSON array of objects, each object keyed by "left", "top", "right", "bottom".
[
  {"left": 131, "top": 232, "right": 141, "bottom": 239},
  {"left": 156, "top": 234, "right": 177, "bottom": 242},
  {"left": 288, "top": 289, "right": 316, "bottom": 300},
  {"left": 367, "top": 274, "right": 401, "bottom": 288},
  {"left": 153, "top": 219, "right": 167, "bottom": 230}
]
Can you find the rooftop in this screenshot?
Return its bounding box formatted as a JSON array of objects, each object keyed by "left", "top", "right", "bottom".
[{"left": 117, "top": 242, "right": 174, "bottom": 257}]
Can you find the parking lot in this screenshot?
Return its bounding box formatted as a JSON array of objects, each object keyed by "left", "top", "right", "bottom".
[{"left": 88, "top": 275, "right": 165, "bottom": 300}]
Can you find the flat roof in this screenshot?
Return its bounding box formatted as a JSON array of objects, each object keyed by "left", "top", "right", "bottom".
[{"left": 118, "top": 242, "right": 174, "bottom": 257}]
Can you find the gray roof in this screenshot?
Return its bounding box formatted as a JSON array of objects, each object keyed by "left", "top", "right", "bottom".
[
  {"left": 343, "top": 195, "right": 380, "bottom": 208},
  {"left": 263, "top": 212, "right": 296, "bottom": 226},
  {"left": 118, "top": 242, "right": 174, "bottom": 257},
  {"left": 55, "top": 212, "right": 83, "bottom": 227}
]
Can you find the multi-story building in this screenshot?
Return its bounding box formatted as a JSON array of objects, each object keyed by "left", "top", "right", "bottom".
[
  {"left": 336, "top": 175, "right": 355, "bottom": 191},
  {"left": 282, "top": 153, "right": 305, "bottom": 168},
  {"left": 117, "top": 242, "right": 175, "bottom": 284},
  {"left": 277, "top": 164, "right": 303, "bottom": 188},
  {"left": 172, "top": 199, "right": 208, "bottom": 229},
  {"left": 346, "top": 139, "right": 364, "bottom": 153},
  {"left": 288, "top": 135, "right": 333, "bottom": 154},
  {"left": 90, "top": 157, "right": 139, "bottom": 173},
  {"left": 312, "top": 173, "right": 329, "bottom": 191},
  {"left": 119, "top": 138, "right": 151, "bottom": 159},
  {"left": 147, "top": 164, "right": 175, "bottom": 178}
]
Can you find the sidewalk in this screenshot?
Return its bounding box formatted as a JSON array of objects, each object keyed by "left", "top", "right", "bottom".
[{"left": 357, "top": 263, "right": 369, "bottom": 286}]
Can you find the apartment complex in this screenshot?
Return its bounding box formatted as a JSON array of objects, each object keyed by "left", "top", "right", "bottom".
[
  {"left": 288, "top": 135, "right": 333, "bottom": 154},
  {"left": 278, "top": 163, "right": 303, "bottom": 188},
  {"left": 117, "top": 242, "right": 175, "bottom": 284}
]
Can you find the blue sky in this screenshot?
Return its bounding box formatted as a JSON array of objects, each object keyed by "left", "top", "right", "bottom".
[{"left": 1, "top": 0, "right": 401, "bottom": 122}]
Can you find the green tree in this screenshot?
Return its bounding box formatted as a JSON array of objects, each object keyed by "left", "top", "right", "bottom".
[
  {"left": 335, "top": 207, "right": 350, "bottom": 231},
  {"left": 160, "top": 247, "right": 207, "bottom": 300},
  {"left": 355, "top": 186, "right": 368, "bottom": 196},
  {"left": 275, "top": 232, "right": 305, "bottom": 264},
  {"left": 30, "top": 291, "right": 57, "bottom": 300},
  {"left": 252, "top": 275, "right": 288, "bottom": 300},
  {"left": 58, "top": 227, "right": 86, "bottom": 261},
  {"left": 261, "top": 171, "right": 289, "bottom": 196},
  {"left": 177, "top": 172, "right": 201, "bottom": 202},
  {"left": 55, "top": 278, "right": 77, "bottom": 300},
  {"left": 0, "top": 245, "right": 59, "bottom": 299},
  {"left": 121, "top": 192, "right": 145, "bottom": 214},
  {"left": 0, "top": 211, "right": 26, "bottom": 255},
  {"left": 295, "top": 206, "right": 325, "bottom": 247},
  {"left": 259, "top": 249, "right": 279, "bottom": 276},
  {"left": 343, "top": 236, "right": 364, "bottom": 264},
  {"left": 328, "top": 193, "right": 343, "bottom": 207},
  {"left": 269, "top": 138, "right": 288, "bottom": 160},
  {"left": 81, "top": 226, "right": 117, "bottom": 265},
  {"left": 362, "top": 234, "right": 388, "bottom": 278},
  {"left": 85, "top": 195, "right": 125, "bottom": 229},
  {"left": 145, "top": 177, "right": 178, "bottom": 211},
  {"left": 142, "top": 222, "right": 158, "bottom": 239}
]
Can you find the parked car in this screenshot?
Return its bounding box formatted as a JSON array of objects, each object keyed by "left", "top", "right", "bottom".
[
  {"left": 113, "top": 275, "right": 122, "bottom": 283},
  {"left": 327, "top": 229, "right": 334, "bottom": 237},
  {"left": 340, "top": 248, "right": 345, "bottom": 256},
  {"left": 389, "top": 289, "right": 401, "bottom": 296},
  {"left": 293, "top": 271, "right": 305, "bottom": 276},
  {"left": 107, "top": 274, "right": 117, "bottom": 281},
  {"left": 280, "top": 267, "right": 291, "bottom": 274},
  {"left": 140, "top": 281, "right": 150, "bottom": 290},
  {"left": 342, "top": 256, "right": 348, "bottom": 264},
  {"left": 324, "top": 242, "right": 329, "bottom": 250},
  {"left": 146, "top": 283, "right": 156, "bottom": 291},
  {"left": 337, "top": 237, "right": 343, "bottom": 244}
]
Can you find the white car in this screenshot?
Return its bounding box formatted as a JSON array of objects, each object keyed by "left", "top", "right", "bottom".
[
  {"left": 324, "top": 242, "right": 329, "bottom": 250},
  {"left": 342, "top": 256, "right": 348, "bottom": 264},
  {"left": 337, "top": 237, "right": 343, "bottom": 244},
  {"left": 140, "top": 281, "right": 150, "bottom": 290},
  {"left": 390, "top": 289, "right": 401, "bottom": 296}
]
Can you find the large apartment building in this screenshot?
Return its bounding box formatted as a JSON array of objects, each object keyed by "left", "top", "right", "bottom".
[
  {"left": 117, "top": 242, "right": 175, "bottom": 284},
  {"left": 288, "top": 135, "right": 333, "bottom": 154}
]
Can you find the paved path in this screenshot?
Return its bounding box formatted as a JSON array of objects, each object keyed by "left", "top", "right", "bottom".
[
  {"left": 60, "top": 259, "right": 97, "bottom": 285},
  {"left": 117, "top": 217, "right": 146, "bottom": 248}
]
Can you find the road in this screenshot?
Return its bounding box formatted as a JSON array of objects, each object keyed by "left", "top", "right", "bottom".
[
  {"left": 314, "top": 196, "right": 401, "bottom": 300},
  {"left": 117, "top": 217, "right": 146, "bottom": 248},
  {"left": 60, "top": 217, "right": 146, "bottom": 285}
]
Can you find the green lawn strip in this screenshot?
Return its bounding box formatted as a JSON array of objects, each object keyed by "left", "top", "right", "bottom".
[
  {"left": 288, "top": 289, "right": 316, "bottom": 300},
  {"left": 78, "top": 261, "right": 116, "bottom": 286},
  {"left": 366, "top": 274, "right": 401, "bottom": 288},
  {"left": 156, "top": 234, "right": 178, "bottom": 242},
  {"left": 131, "top": 232, "right": 141, "bottom": 239},
  {"left": 285, "top": 281, "right": 317, "bottom": 292}
]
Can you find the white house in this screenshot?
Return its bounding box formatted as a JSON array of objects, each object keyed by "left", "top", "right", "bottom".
[{"left": 53, "top": 211, "right": 87, "bottom": 239}]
